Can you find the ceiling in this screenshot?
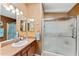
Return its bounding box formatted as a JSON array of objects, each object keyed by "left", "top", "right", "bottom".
[{"left": 43, "top": 3, "right": 76, "bottom": 13}]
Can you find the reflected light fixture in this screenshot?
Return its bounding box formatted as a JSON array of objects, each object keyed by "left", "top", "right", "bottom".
[
  {"left": 9, "top": 5, "right": 14, "bottom": 10},
  {"left": 16, "top": 8, "right": 20, "bottom": 15},
  {"left": 17, "top": 12, "right": 19, "bottom": 15},
  {"left": 3, "top": 5, "right": 10, "bottom": 11},
  {"left": 30, "top": 19, "right": 34, "bottom": 22},
  {"left": 16, "top": 8, "right": 19, "bottom": 12},
  {"left": 12, "top": 10, "right": 15, "bottom": 14},
  {"left": 20, "top": 11, "right": 23, "bottom": 15}
]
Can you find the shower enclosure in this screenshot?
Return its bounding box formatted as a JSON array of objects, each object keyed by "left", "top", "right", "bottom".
[{"left": 42, "top": 16, "right": 78, "bottom": 56}]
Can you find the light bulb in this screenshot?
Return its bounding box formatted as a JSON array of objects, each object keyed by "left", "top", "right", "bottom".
[
  {"left": 16, "top": 8, "right": 19, "bottom": 12},
  {"left": 16, "top": 12, "right": 19, "bottom": 15},
  {"left": 12, "top": 10, "right": 15, "bottom": 14},
  {"left": 9, "top": 5, "right": 14, "bottom": 10},
  {"left": 30, "top": 19, "right": 34, "bottom": 22},
  {"left": 3, "top": 5, "right": 10, "bottom": 11},
  {"left": 20, "top": 11, "right": 23, "bottom": 15}
]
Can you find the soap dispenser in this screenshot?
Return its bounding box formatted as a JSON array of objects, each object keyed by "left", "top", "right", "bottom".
[{"left": 35, "top": 31, "right": 41, "bottom": 40}]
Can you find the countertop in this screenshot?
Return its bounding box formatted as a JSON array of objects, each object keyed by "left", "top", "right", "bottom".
[{"left": 0, "top": 38, "right": 35, "bottom": 56}]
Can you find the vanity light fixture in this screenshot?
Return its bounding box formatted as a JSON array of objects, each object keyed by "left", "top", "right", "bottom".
[
  {"left": 3, "top": 5, "right": 10, "bottom": 11},
  {"left": 2, "top": 4, "right": 16, "bottom": 14},
  {"left": 9, "top": 5, "right": 16, "bottom": 14},
  {"left": 16, "top": 8, "right": 20, "bottom": 15},
  {"left": 9, "top": 5, "right": 14, "bottom": 10},
  {"left": 12, "top": 9, "right": 15, "bottom": 14},
  {"left": 16, "top": 8, "right": 19, "bottom": 12},
  {"left": 16, "top": 12, "right": 20, "bottom": 15},
  {"left": 30, "top": 19, "right": 34, "bottom": 22}
]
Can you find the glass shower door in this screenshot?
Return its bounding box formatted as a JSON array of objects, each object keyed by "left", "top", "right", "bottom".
[{"left": 43, "top": 16, "right": 77, "bottom": 56}]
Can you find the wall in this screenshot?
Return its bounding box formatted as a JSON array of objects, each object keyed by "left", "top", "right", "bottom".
[
  {"left": 27, "top": 3, "right": 43, "bottom": 54},
  {"left": 12, "top": 3, "right": 28, "bottom": 33},
  {"left": 44, "top": 13, "right": 67, "bottom": 19},
  {"left": 68, "top": 3, "right": 79, "bottom": 16},
  {"left": 27, "top": 3, "right": 43, "bottom": 37},
  {"left": 0, "top": 15, "right": 16, "bottom": 42}
]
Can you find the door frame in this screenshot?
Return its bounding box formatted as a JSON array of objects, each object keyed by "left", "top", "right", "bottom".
[
  {"left": 7, "top": 23, "right": 9, "bottom": 40},
  {"left": 41, "top": 19, "right": 55, "bottom": 53}
]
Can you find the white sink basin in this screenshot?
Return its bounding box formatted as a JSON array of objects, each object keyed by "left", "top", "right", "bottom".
[{"left": 12, "top": 40, "right": 28, "bottom": 48}]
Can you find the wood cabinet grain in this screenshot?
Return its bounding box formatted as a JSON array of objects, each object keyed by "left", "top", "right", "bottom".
[{"left": 15, "top": 40, "right": 36, "bottom": 56}]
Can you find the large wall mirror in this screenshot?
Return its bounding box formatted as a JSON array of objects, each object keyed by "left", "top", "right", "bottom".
[
  {"left": 27, "top": 19, "right": 35, "bottom": 32},
  {"left": 0, "top": 3, "right": 34, "bottom": 43},
  {"left": 20, "top": 17, "right": 27, "bottom": 32},
  {"left": 0, "top": 3, "right": 26, "bottom": 42},
  {"left": 0, "top": 3, "right": 16, "bottom": 42}
]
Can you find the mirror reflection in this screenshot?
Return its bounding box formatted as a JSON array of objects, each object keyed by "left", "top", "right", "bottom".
[
  {"left": 0, "top": 3, "right": 16, "bottom": 42},
  {"left": 0, "top": 3, "right": 35, "bottom": 42},
  {"left": 20, "top": 20, "right": 27, "bottom": 32},
  {"left": 0, "top": 3, "right": 25, "bottom": 42},
  {"left": 27, "top": 19, "right": 35, "bottom": 32}
]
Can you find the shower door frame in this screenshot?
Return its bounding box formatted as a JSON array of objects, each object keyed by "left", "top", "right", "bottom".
[{"left": 41, "top": 17, "right": 78, "bottom": 56}]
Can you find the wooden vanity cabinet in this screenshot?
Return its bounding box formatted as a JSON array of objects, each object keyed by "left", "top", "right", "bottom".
[
  {"left": 21, "top": 45, "right": 30, "bottom": 56},
  {"left": 15, "top": 40, "right": 36, "bottom": 56},
  {"left": 14, "top": 48, "right": 28, "bottom": 56},
  {"left": 28, "top": 41, "right": 36, "bottom": 56}
]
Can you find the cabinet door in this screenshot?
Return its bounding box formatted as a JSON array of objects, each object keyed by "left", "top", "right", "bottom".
[
  {"left": 28, "top": 41, "right": 36, "bottom": 56},
  {"left": 28, "top": 45, "right": 35, "bottom": 56},
  {"left": 21, "top": 47, "right": 29, "bottom": 56}
]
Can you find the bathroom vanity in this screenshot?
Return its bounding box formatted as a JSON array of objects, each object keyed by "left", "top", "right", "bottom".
[
  {"left": 0, "top": 38, "right": 36, "bottom": 56},
  {"left": 0, "top": 3, "right": 41, "bottom": 56}
]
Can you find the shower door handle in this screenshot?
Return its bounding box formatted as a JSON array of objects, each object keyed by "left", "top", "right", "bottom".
[{"left": 72, "top": 27, "right": 77, "bottom": 39}]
